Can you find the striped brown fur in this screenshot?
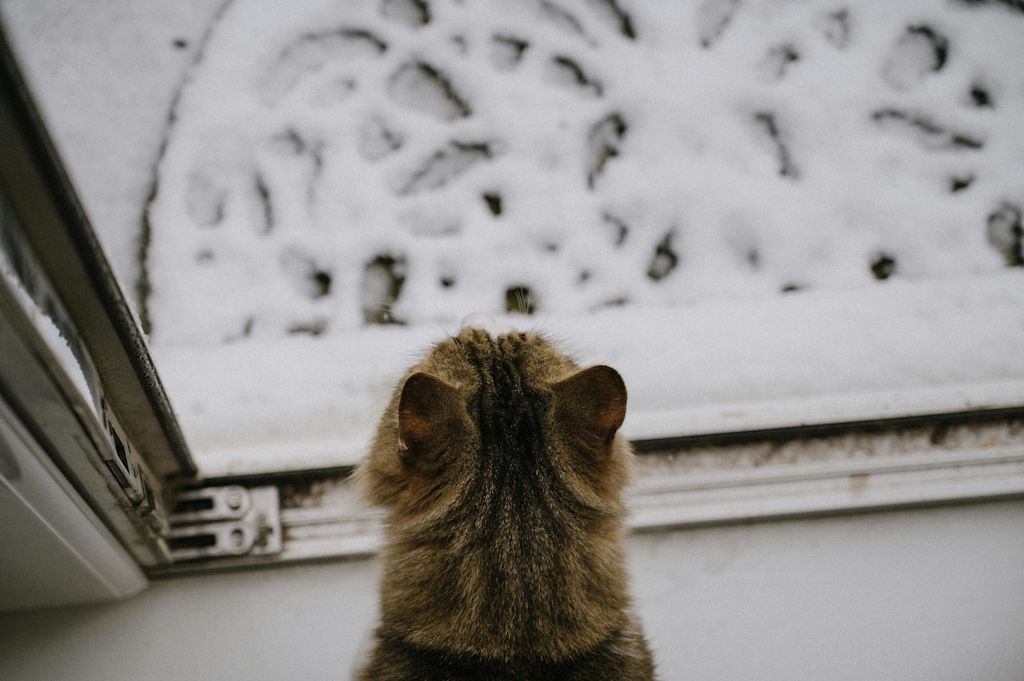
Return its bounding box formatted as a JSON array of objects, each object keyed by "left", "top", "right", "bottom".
[{"left": 356, "top": 328, "right": 656, "bottom": 680}]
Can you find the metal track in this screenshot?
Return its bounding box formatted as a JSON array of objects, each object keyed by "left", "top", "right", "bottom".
[{"left": 154, "top": 412, "right": 1024, "bottom": 575}]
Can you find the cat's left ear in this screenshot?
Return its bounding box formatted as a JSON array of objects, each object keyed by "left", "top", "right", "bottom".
[
  {"left": 552, "top": 365, "right": 627, "bottom": 453},
  {"left": 398, "top": 372, "right": 462, "bottom": 468}
]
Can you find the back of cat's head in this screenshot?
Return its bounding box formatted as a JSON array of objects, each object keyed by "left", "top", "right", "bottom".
[{"left": 357, "top": 316, "right": 634, "bottom": 534}]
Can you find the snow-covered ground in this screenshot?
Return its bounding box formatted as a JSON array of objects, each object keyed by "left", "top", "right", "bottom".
[{"left": 4, "top": 0, "right": 1024, "bottom": 475}]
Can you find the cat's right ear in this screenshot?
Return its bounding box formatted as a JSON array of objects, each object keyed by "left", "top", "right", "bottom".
[
  {"left": 398, "top": 372, "right": 462, "bottom": 469},
  {"left": 552, "top": 365, "right": 627, "bottom": 456}
]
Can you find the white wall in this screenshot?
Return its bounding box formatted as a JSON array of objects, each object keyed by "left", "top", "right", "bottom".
[
  {"left": 3, "top": 500, "right": 1023, "bottom": 681},
  {"left": 633, "top": 500, "right": 1024, "bottom": 680}
]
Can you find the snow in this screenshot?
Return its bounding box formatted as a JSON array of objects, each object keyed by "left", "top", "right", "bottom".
[
  {"left": 3, "top": 0, "right": 1024, "bottom": 476},
  {"left": 0, "top": 0, "right": 224, "bottom": 293},
  {"left": 154, "top": 272, "right": 1024, "bottom": 475}
]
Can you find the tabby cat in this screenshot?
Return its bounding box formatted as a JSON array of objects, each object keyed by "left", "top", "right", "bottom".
[{"left": 356, "top": 324, "right": 656, "bottom": 680}]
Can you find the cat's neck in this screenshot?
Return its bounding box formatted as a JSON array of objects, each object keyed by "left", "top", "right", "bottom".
[{"left": 377, "top": 510, "right": 631, "bottom": 661}]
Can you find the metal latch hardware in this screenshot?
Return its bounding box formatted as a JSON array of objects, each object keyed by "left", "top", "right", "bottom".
[{"left": 167, "top": 485, "right": 282, "bottom": 562}]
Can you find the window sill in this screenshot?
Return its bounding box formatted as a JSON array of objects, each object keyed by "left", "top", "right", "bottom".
[{"left": 155, "top": 412, "right": 1024, "bottom": 574}]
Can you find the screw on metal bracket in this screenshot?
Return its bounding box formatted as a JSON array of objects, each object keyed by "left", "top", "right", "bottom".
[{"left": 166, "top": 486, "right": 282, "bottom": 562}]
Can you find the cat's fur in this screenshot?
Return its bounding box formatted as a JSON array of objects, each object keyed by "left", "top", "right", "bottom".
[{"left": 356, "top": 328, "right": 656, "bottom": 680}]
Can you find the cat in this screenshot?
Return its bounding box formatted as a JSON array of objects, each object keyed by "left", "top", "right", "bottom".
[{"left": 355, "top": 325, "right": 656, "bottom": 680}]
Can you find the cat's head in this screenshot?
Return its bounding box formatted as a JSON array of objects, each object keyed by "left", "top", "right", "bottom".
[{"left": 359, "top": 325, "right": 633, "bottom": 525}]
